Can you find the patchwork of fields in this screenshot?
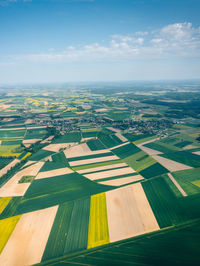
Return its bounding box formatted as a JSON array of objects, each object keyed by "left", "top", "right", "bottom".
[{"left": 1, "top": 88, "right": 200, "bottom": 265}]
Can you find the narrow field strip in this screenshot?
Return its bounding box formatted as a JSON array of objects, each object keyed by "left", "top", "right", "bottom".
[
  {"left": 23, "top": 139, "right": 42, "bottom": 144},
  {"left": 87, "top": 193, "right": 110, "bottom": 249},
  {"left": 72, "top": 159, "right": 122, "bottom": 171},
  {"left": 132, "top": 183, "right": 160, "bottom": 232},
  {"left": 84, "top": 167, "right": 135, "bottom": 181},
  {"left": 64, "top": 198, "right": 90, "bottom": 254},
  {"left": 138, "top": 145, "right": 163, "bottom": 156},
  {"left": 193, "top": 151, "right": 200, "bottom": 155},
  {"left": 168, "top": 173, "right": 187, "bottom": 197},
  {"left": 115, "top": 133, "right": 128, "bottom": 142},
  {"left": 0, "top": 206, "right": 58, "bottom": 266},
  {"left": 99, "top": 175, "right": 144, "bottom": 186},
  {"left": 152, "top": 155, "right": 192, "bottom": 172},
  {"left": 35, "top": 167, "right": 74, "bottom": 179},
  {"left": 0, "top": 197, "right": 12, "bottom": 214},
  {"left": 0, "top": 215, "right": 21, "bottom": 254},
  {"left": 69, "top": 155, "right": 119, "bottom": 167},
  {"left": 106, "top": 183, "right": 159, "bottom": 243},
  {"left": 68, "top": 152, "right": 113, "bottom": 162},
  {"left": 77, "top": 162, "right": 128, "bottom": 174},
  {"left": 110, "top": 142, "right": 130, "bottom": 150}
]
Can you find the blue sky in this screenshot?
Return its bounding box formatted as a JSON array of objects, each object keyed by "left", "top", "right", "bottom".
[{"left": 0, "top": 0, "right": 200, "bottom": 83}]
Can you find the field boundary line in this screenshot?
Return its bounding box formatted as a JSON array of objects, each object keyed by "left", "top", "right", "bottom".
[{"left": 168, "top": 173, "right": 187, "bottom": 197}]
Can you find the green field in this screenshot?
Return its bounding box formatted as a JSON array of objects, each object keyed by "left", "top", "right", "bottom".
[
  {"left": 161, "top": 151, "right": 200, "bottom": 168},
  {"left": 42, "top": 201, "right": 74, "bottom": 260},
  {"left": 0, "top": 157, "right": 13, "bottom": 169},
  {"left": 171, "top": 168, "right": 200, "bottom": 196},
  {"left": 40, "top": 219, "right": 200, "bottom": 266},
  {"left": 111, "top": 142, "right": 141, "bottom": 159},
  {"left": 53, "top": 132, "right": 81, "bottom": 143},
  {"left": 139, "top": 162, "right": 169, "bottom": 179},
  {"left": 12, "top": 173, "right": 114, "bottom": 216},
  {"left": 29, "top": 150, "right": 54, "bottom": 161},
  {"left": 87, "top": 139, "right": 106, "bottom": 150},
  {"left": 99, "top": 134, "right": 122, "bottom": 148},
  {"left": 24, "top": 128, "right": 47, "bottom": 140},
  {"left": 142, "top": 177, "right": 186, "bottom": 228}
]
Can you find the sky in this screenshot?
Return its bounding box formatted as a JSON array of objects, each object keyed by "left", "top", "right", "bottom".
[{"left": 0, "top": 0, "right": 200, "bottom": 83}]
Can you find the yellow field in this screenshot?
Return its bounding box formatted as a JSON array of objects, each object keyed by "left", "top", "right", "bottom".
[
  {"left": 192, "top": 180, "right": 200, "bottom": 188},
  {"left": 87, "top": 193, "right": 110, "bottom": 249},
  {"left": 0, "top": 215, "right": 21, "bottom": 254},
  {"left": 0, "top": 197, "right": 12, "bottom": 214},
  {"left": 21, "top": 152, "right": 32, "bottom": 161},
  {"left": 0, "top": 145, "right": 21, "bottom": 157}
]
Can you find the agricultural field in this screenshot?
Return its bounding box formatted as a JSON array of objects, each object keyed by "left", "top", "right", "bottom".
[{"left": 0, "top": 83, "right": 200, "bottom": 265}]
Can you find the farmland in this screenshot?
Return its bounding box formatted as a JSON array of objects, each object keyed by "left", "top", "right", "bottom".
[{"left": 0, "top": 82, "right": 200, "bottom": 265}]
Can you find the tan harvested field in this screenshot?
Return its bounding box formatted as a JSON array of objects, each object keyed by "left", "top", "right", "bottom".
[
  {"left": 64, "top": 143, "right": 91, "bottom": 158},
  {"left": 36, "top": 167, "right": 74, "bottom": 179},
  {"left": 0, "top": 206, "right": 58, "bottom": 266},
  {"left": 84, "top": 167, "right": 135, "bottom": 181},
  {"left": 23, "top": 139, "right": 42, "bottom": 144},
  {"left": 0, "top": 104, "right": 11, "bottom": 110},
  {"left": 2, "top": 118, "right": 14, "bottom": 122},
  {"left": 152, "top": 155, "right": 192, "bottom": 172},
  {"left": 99, "top": 175, "right": 144, "bottom": 186},
  {"left": 168, "top": 173, "right": 187, "bottom": 197},
  {"left": 95, "top": 108, "right": 108, "bottom": 112},
  {"left": 24, "top": 119, "right": 34, "bottom": 124},
  {"left": 0, "top": 140, "right": 2, "bottom": 145},
  {"left": 77, "top": 162, "right": 128, "bottom": 174},
  {"left": 192, "top": 151, "right": 200, "bottom": 155},
  {"left": 138, "top": 145, "right": 163, "bottom": 155},
  {"left": 44, "top": 155, "right": 52, "bottom": 162},
  {"left": 0, "top": 127, "right": 25, "bottom": 131},
  {"left": 81, "top": 137, "right": 96, "bottom": 142},
  {"left": 22, "top": 160, "right": 37, "bottom": 168},
  {"left": 106, "top": 127, "right": 121, "bottom": 133},
  {"left": 0, "top": 159, "right": 20, "bottom": 178},
  {"left": 106, "top": 183, "right": 159, "bottom": 243},
  {"left": 0, "top": 162, "right": 44, "bottom": 197},
  {"left": 69, "top": 155, "right": 119, "bottom": 167},
  {"left": 65, "top": 143, "right": 110, "bottom": 158},
  {"left": 27, "top": 126, "right": 47, "bottom": 129},
  {"left": 115, "top": 133, "right": 128, "bottom": 142},
  {"left": 137, "top": 138, "right": 159, "bottom": 147},
  {"left": 183, "top": 145, "right": 198, "bottom": 150},
  {"left": 43, "top": 143, "right": 75, "bottom": 152},
  {"left": 41, "top": 136, "right": 54, "bottom": 144},
  {"left": 110, "top": 142, "right": 130, "bottom": 150}
]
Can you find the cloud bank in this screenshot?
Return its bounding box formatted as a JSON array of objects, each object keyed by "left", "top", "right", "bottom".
[{"left": 4, "top": 22, "right": 200, "bottom": 64}]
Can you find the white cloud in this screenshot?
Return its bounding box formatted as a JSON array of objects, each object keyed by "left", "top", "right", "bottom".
[{"left": 3, "top": 22, "right": 200, "bottom": 64}]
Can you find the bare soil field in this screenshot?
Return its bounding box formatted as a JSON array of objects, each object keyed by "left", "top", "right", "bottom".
[
  {"left": 69, "top": 155, "right": 119, "bottom": 167},
  {"left": 106, "top": 183, "right": 159, "bottom": 243},
  {"left": 99, "top": 175, "right": 143, "bottom": 186},
  {"left": 36, "top": 167, "right": 74, "bottom": 179},
  {"left": 0, "top": 162, "right": 44, "bottom": 197},
  {"left": 0, "top": 206, "right": 58, "bottom": 266},
  {"left": 152, "top": 155, "right": 192, "bottom": 172},
  {"left": 84, "top": 167, "right": 135, "bottom": 181},
  {"left": 77, "top": 162, "right": 128, "bottom": 174}
]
